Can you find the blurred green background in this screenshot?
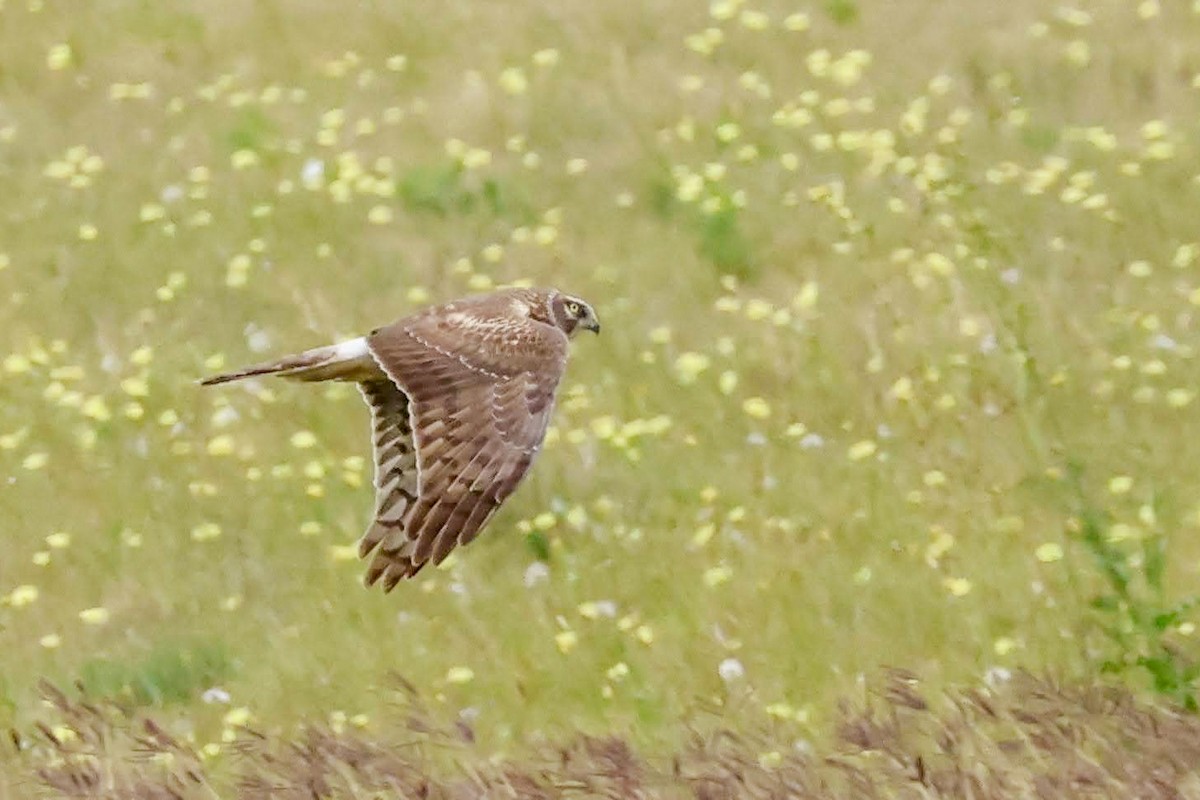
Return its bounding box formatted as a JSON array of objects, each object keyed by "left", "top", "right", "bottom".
[{"left": 3, "top": 0, "right": 1200, "bottom": 762}]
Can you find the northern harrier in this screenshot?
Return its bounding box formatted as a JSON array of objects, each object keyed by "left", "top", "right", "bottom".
[{"left": 200, "top": 287, "right": 600, "bottom": 591}]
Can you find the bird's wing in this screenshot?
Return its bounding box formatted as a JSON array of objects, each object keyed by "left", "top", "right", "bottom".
[
  {"left": 355, "top": 379, "right": 421, "bottom": 577},
  {"left": 360, "top": 304, "right": 568, "bottom": 591}
]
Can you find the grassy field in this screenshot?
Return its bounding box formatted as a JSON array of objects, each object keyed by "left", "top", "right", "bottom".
[
  {"left": 4, "top": 0, "right": 1200, "bottom": 790},
  {"left": 21, "top": 670, "right": 1200, "bottom": 798}
]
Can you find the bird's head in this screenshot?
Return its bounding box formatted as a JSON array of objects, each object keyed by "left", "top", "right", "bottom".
[{"left": 548, "top": 292, "right": 600, "bottom": 338}]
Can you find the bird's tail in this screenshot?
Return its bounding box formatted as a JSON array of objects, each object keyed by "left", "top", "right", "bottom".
[{"left": 198, "top": 337, "right": 381, "bottom": 386}]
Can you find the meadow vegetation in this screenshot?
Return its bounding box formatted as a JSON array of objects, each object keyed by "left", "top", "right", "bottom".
[
  {"left": 19, "top": 670, "right": 1200, "bottom": 798},
  {"left": 3, "top": 0, "right": 1200, "bottom": 793}
]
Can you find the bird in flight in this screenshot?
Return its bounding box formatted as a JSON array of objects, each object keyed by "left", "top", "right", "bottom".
[{"left": 200, "top": 287, "right": 600, "bottom": 592}]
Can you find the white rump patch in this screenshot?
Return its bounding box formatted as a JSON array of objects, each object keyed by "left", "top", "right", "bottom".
[{"left": 333, "top": 336, "right": 370, "bottom": 360}]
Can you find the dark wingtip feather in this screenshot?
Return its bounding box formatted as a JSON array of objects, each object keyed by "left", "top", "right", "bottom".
[
  {"left": 358, "top": 526, "right": 385, "bottom": 560},
  {"left": 363, "top": 559, "right": 387, "bottom": 588},
  {"left": 382, "top": 572, "right": 403, "bottom": 593}
]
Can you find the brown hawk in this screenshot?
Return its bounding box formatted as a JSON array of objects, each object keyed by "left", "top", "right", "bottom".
[{"left": 200, "top": 287, "right": 600, "bottom": 591}]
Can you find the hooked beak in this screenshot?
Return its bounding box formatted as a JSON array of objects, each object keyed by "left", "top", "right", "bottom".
[{"left": 582, "top": 317, "right": 601, "bottom": 334}]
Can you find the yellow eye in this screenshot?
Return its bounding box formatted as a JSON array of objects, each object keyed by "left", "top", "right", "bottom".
[{"left": 567, "top": 301, "right": 581, "bottom": 315}]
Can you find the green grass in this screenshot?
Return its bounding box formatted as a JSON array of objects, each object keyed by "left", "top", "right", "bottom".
[
  {"left": 3, "top": 0, "right": 1200, "bottom": 770},
  {"left": 18, "top": 670, "right": 1200, "bottom": 798}
]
